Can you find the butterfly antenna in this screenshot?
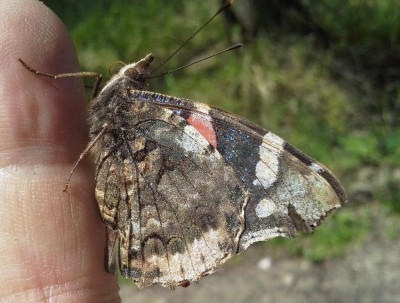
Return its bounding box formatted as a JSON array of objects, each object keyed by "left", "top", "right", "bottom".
[
  {"left": 148, "top": 43, "right": 242, "bottom": 79},
  {"left": 150, "top": 0, "right": 234, "bottom": 75}
]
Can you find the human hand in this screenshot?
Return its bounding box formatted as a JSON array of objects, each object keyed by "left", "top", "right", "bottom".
[{"left": 0, "top": 0, "right": 120, "bottom": 302}]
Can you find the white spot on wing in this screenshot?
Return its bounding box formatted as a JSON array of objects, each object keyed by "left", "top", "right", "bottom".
[
  {"left": 131, "top": 221, "right": 140, "bottom": 233},
  {"left": 264, "top": 132, "right": 285, "bottom": 147},
  {"left": 255, "top": 198, "right": 277, "bottom": 218},
  {"left": 240, "top": 227, "right": 282, "bottom": 250},
  {"left": 177, "top": 123, "right": 221, "bottom": 159},
  {"left": 193, "top": 102, "right": 211, "bottom": 114},
  {"left": 177, "top": 125, "right": 208, "bottom": 153},
  {"left": 253, "top": 132, "right": 284, "bottom": 189},
  {"left": 310, "top": 162, "right": 324, "bottom": 173}
]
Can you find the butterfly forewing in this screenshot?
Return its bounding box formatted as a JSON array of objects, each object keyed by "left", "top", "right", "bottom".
[{"left": 126, "top": 91, "right": 347, "bottom": 253}]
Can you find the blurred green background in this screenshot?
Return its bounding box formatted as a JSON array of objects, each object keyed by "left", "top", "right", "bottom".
[{"left": 44, "top": 0, "right": 399, "bottom": 282}]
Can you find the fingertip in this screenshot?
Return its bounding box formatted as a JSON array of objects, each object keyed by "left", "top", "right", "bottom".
[
  {"left": 0, "top": 0, "right": 88, "bottom": 165},
  {"left": 0, "top": 2, "right": 121, "bottom": 301}
]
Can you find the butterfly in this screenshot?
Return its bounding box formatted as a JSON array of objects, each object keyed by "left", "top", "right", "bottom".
[
  {"left": 19, "top": 53, "right": 346, "bottom": 288},
  {"left": 18, "top": 4, "right": 346, "bottom": 291}
]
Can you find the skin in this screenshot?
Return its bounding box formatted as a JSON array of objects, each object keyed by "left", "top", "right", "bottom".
[{"left": 0, "top": 0, "right": 120, "bottom": 302}]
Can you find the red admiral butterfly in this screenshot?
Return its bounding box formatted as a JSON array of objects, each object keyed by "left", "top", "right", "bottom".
[{"left": 18, "top": 2, "right": 346, "bottom": 289}]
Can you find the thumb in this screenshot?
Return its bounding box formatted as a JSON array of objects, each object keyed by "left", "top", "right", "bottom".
[{"left": 0, "top": 0, "right": 120, "bottom": 302}]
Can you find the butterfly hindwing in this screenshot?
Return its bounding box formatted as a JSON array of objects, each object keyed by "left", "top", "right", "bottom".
[{"left": 93, "top": 93, "right": 248, "bottom": 288}]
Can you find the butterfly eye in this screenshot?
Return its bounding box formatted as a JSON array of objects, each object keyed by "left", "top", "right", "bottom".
[{"left": 108, "top": 61, "right": 126, "bottom": 76}]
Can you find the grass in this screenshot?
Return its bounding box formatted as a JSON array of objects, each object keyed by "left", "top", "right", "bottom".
[
  {"left": 43, "top": 0, "right": 400, "bottom": 262},
  {"left": 270, "top": 207, "right": 372, "bottom": 262}
]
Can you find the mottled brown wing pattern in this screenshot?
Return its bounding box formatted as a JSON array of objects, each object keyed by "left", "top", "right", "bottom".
[{"left": 93, "top": 97, "right": 248, "bottom": 288}]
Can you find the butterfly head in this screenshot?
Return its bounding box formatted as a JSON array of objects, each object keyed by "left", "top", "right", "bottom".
[
  {"left": 100, "top": 54, "right": 154, "bottom": 94},
  {"left": 122, "top": 54, "right": 154, "bottom": 89}
]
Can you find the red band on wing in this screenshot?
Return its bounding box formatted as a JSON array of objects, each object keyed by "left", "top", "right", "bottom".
[{"left": 187, "top": 114, "right": 217, "bottom": 148}]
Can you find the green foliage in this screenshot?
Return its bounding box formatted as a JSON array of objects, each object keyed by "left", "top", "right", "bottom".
[
  {"left": 301, "top": 0, "right": 400, "bottom": 48},
  {"left": 45, "top": 0, "right": 224, "bottom": 73},
  {"left": 271, "top": 207, "right": 372, "bottom": 262},
  {"left": 384, "top": 212, "right": 400, "bottom": 240},
  {"left": 379, "top": 175, "right": 400, "bottom": 214},
  {"left": 301, "top": 209, "right": 370, "bottom": 262},
  {"left": 338, "top": 133, "right": 380, "bottom": 169}
]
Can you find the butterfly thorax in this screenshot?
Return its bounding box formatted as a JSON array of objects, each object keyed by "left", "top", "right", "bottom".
[{"left": 88, "top": 54, "right": 154, "bottom": 138}]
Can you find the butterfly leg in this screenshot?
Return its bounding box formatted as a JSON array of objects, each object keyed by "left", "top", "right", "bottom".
[
  {"left": 18, "top": 58, "right": 103, "bottom": 98},
  {"left": 63, "top": 124, "right": 109, "bottom": 191}
]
